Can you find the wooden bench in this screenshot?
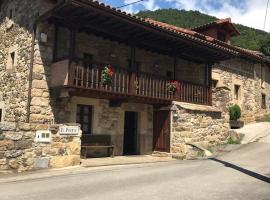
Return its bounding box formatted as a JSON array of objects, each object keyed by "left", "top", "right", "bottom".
[{"left": 81, "top": 135, "right": 115, "bottom": 159}]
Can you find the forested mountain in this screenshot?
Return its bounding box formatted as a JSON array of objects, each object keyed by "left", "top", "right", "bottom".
[{"left": 137, "top": 9, "right": 270, "bottom": 56}]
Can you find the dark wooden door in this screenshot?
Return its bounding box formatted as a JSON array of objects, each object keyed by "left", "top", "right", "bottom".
[
  {"left": 153, "top": 111, "right": 170, "bottom": 152},
  {"left": 123, "top": 111, "right": 138, "bottom": 155}
]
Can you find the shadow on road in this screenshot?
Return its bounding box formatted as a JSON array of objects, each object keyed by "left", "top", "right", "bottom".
[{"left": 209, "top": 158, "right": 270, "bottom": 184}]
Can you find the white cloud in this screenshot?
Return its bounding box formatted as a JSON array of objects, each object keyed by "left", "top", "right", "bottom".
[
  {"left": 119, "top": 0, "right": 270, "bottom": 31},
  {"left": 122, "top": 0, "right": 159, "bottom": 13},
  {"left": 165, "top": 0, "right": 270, "bottom": 31}
]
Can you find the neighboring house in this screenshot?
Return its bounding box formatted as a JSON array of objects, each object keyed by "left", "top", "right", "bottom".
[
  {"left": 192, "top": 18, "right": 270, "bottom": 123},
  {"left": 0, "top": 0, "right": 269, "bottom": 172}
]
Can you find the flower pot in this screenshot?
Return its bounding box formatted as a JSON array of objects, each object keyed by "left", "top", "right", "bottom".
[{"left": 230, "top": 120, "right": 244, "bottom": 129}]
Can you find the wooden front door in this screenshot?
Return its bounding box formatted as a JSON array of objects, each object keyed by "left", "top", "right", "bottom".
[{"left": 153, "top": 110, "right": 170, "bottom": 152}]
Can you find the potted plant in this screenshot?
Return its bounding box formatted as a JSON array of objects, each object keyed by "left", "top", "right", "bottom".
[
  {"left": 229, "top": 104, "right": 244, "bottom": 129},
  {"left": 101, "top": 65, "right": 114, "bottom": 86},
  {"left": 167, "top": 80, "right": 179, "bottom": 94}
]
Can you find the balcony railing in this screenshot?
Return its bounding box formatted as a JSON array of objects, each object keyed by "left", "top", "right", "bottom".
[{"left": 67, "top": 63, "right": 211, "bottom": 105}]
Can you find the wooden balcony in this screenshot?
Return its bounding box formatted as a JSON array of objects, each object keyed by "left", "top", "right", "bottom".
[{"left": 51, "top": 60, "right": 212, "bottom": 105}]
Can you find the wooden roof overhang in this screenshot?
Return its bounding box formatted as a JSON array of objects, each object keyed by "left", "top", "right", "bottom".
[{"left": 38, "top": 0, "right": 238, "bottom": 64}]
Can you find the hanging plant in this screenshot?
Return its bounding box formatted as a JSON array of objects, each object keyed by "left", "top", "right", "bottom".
[
  {"left": 101, "top": 65, "right": 114, "bottom": 86},
  {"left": 167, "top": 80, "right": 179, "bottom": 93}
]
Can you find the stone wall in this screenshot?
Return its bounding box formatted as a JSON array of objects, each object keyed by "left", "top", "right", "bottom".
[
  {"left": 212, "top": 59, "right": 270, "bottom": 123},
  {"left": 55, "top": 97, "right": 153, "bottom": 156},
  {"left": 75, "top": 32, "right": 206, "bottom": 85},
  {"left": 0, "top": 122, "right": 81, "bottom": 173},
  {"left": 171, "top": 102, "right": 229, "bottom": 158}
]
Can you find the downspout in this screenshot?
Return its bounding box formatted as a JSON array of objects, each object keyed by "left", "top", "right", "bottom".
[{"left": 26, "top": 23, "right": 37, "bottom": 123}]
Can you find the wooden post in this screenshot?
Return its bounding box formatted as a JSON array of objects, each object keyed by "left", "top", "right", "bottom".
[
  {"left": 205, "top": 63, "right": 212, "bottom": 105},
  {"left": 173, "top": 54, "right": 177, "bottom": 80},
  {"left": 129, "top": 44, "right": 136, "bottom": 94}
]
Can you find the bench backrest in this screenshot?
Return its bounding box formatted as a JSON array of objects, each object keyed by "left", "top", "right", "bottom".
[{"left": 81, "top": 134, "right": 112, "bottom": 145}]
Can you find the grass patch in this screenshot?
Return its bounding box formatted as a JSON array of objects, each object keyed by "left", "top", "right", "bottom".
[
  {"left": 259, "top": 115, "right": 270, "bottom": 122},
  {"left": 227, "top": 137, "right": 241, "bottom": 145}
]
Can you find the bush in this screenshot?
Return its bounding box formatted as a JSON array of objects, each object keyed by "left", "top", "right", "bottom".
[{"left": 229, "top": 104, "right": 241, "bottom": 120}]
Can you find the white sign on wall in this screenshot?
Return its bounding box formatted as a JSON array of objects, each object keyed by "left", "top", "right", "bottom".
[{"left": 59, "top": 126, "right": 80, "bottom": 135}]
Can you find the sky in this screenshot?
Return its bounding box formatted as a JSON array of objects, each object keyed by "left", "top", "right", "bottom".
[{"left": 99, "top": 0, "right": 270, "bottom": 32}]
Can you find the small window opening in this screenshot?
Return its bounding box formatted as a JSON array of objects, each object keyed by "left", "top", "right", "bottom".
[
  {"left": 10, "top": 52, "right": 15, "bottom": 68},
  {"left": 0, "top": 109, "right": 2, "bottom": 122},
  {"left": 234, "top": 85, "right": 240, "bottom": 100},
  {"left": 212, "top": 79, "right": 218, "bottom": 88},
  {"left": 217, "top": 32, "right": 226, "bottom": 42},
  {"left": 262, "top": 94, "right": 266, "bottom": 109}
]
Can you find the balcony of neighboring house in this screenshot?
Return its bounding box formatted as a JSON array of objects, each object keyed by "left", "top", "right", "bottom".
[{"left": 39, "top": 0, "right": 235, "bottom": 106}]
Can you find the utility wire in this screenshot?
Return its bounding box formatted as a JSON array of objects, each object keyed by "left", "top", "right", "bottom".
[
  {"left": 116, "top": 0, "right": 144, "bottom": 9},
  {"left": 263, "top": 0, "right": 270, "bottom": 30}
]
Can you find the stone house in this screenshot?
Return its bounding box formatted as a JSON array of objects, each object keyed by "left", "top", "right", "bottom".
[{"left": 0, "top": 0, "right": 269, "bottom": 172}]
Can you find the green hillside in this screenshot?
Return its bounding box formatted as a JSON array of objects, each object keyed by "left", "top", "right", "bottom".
[{"left": 137, "top": 9, "right": 270, "bottom": 56}]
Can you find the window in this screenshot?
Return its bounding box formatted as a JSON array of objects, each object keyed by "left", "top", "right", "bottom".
[
  {"left": 212, "top": 79, "right": 218, "bottom": 88},
  {"left": 54, "top": 26, "right": 71, "bottom": 61},
  {"left": 234, "top": 85, "right": 240, "bottom": 100},
  {"left": 6, "top": 46, "right": 17, "bottom": 73},
  {"left": 262, "top": 94, "right": 266, "bottom": 109},
  {"left": 0, "top": 109, "right": 2, "bottom": 122},
  {"left": 10, "top": 52, "right": 15, "bottom": 67},
  {"left": 76, "top": 105, "right": 92, "bottom": 134},
  {"left": 217, "top": 32, "right": 226, "bottom": 42}
]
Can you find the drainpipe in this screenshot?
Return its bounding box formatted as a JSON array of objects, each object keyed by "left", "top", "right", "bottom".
[{"left": 26, "top": 23, "right": 37, "bottom": 123}]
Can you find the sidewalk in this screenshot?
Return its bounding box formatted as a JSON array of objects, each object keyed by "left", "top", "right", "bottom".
[
  {"left": 0, "top": 155, "right": 175, "bottom": 183},
  {"left": 235, "top": 122, "right": 270, "bottom": 144},
  {"left": 81, "top": 155, "right": 175, "bottom": 167}
]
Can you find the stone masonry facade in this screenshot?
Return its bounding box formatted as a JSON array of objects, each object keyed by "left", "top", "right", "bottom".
[
  {"left": 0, "top": 0, "right": 270, "bottom": 173},
  {"left": 212, "top": 59, "right": 270, "bottom": 123}
]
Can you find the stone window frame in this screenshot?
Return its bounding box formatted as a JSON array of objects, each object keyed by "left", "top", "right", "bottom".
[{"left": 6, "top": 45, "right": 18, "bottom": 73}]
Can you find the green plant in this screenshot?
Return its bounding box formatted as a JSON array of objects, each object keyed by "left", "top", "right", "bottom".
[
  {"left": 101, "top": 65, "right": 114, "bottom": 86},
  {"left": 227, "top": 137, "right": 241, "bottom": 144},
  {"left": 167, "top": 80, "right": 179, "bottom": 93},
  {"left": 229, "top": 104, "right": 241, "bottom": 120}
]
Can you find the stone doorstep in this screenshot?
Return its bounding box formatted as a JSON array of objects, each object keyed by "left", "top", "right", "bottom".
[{"left": 81, "top": 155, "right": 175, "bottom": 168}]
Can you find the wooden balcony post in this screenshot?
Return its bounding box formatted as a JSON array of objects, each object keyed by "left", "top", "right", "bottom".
[
  {"left": 129, "top": 44, "right": 137, "bottom": 94},
  {"left": 205, "top": 63, "right": 213, "bottom": 105}
]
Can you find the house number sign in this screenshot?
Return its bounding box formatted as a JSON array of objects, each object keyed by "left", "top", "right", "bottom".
[{"left": 59, "top": 126, "right": 80, "bottom": 135}]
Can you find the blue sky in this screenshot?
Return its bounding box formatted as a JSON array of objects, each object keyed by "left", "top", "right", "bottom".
[{"left": 99, "top": 0, "right": 270, "bottom": 31}]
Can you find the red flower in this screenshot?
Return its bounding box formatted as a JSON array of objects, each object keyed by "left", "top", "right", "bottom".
[{"left": 108, "top": 65, "right": 114, "bottom": 76}]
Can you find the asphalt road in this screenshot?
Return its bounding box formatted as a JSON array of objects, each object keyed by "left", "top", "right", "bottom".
[{"left": 1, "top": 137, "right": 270, "bottom": 200}]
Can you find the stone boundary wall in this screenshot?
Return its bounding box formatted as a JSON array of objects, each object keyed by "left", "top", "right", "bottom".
[
  {"left": 171, "top": 102, "right": 229, "bottom": 159},
  {"left": 0, "top": 123, "right": 81, "bottom": 173}
]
